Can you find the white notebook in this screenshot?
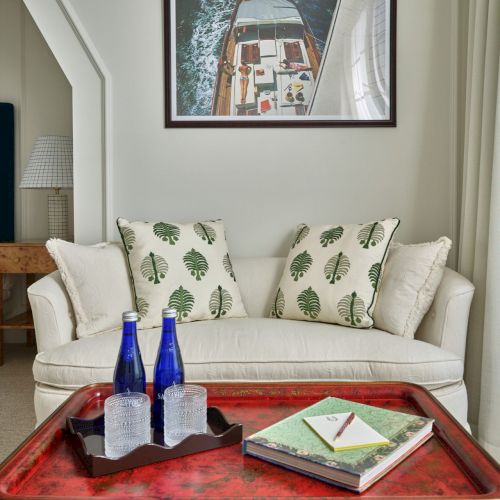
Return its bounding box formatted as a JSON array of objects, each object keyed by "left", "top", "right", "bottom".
[{"left": 303, "top": 412, "right": 390, "bottom": 451}]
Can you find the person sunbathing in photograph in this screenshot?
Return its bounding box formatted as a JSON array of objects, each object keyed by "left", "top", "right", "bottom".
[
  {"left": 238, "top": 61, "right": 252, "bottom": 104},
  {"left": 279, "top": 58, "right": 312, "bottom": 72}
]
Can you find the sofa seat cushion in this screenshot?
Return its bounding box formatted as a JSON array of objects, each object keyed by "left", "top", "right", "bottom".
[{"left": 33, "top": 318, "right": 463, "bottom": 391}]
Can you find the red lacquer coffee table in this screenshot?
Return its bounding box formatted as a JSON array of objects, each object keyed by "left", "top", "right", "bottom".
[{"left": 0, "top": 382, "right": 499, "bottom": 498}]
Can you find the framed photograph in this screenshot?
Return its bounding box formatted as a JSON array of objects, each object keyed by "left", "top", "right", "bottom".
[{"left": 164, "top": 0, "right": 396, "bottom": 127}]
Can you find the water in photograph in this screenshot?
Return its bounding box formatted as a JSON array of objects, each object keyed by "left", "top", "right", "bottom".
[{"left": 174, "top": 0, "right": 337, "bottom": 116}]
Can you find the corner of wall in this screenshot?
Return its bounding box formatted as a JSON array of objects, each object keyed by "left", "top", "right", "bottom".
[
  {"left": 23, "top": 0, "right": 109, "bottom": 243},
  {"left": 447, "top": 0, "right": 460, "bottom": 269}
]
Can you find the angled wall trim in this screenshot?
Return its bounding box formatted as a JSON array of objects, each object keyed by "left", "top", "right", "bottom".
[{"left": 23, "top": 0, "right": 110, "bottom": 243}]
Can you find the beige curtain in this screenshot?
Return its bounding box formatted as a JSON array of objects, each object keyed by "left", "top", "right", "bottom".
[{"left": 458, "top": 0, "right": 500, "bottom": 460}]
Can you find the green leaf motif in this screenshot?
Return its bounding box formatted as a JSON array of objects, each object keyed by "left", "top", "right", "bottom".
[
  {"left": 271, "top": 288, "right": 285, "bottom": 318},
  {"left": 223, "top": 253, "right": 236, "bottom": 281},
  {"left": 324, "top": 252, "right": 351, "bottom": 284},
  {"left": 194, "top": 222, "right": 216, "bottom": 245},
  {"left": 358, "top": 222, "right": 385, "bottom": 249},
  {"left": 292, "top": 224, "right": 310, "bottom": 248},
  {"left": 320, "top": 226, "right": 344, "bottom": 247},
  {"left": 209, "top": 285, "right": 233, "bottom": 319},
  {"left": 337, "top": 292, "right": 366, "bottom": 326},
  {"left": 183, "top": 248, "right": 209, "bottom": 281},
  {"left": 140, "top": 252, "right": 168, "bottom": 284},
  {"left": 297, "top": 287, "right": 321, "bottom": 319},
  {"left": 121, "top": 226, "right": 136, "bottom": 253},
  {"left": 136, "top": 297, "right": 149, "bottom": 320},
  {"left": 290, "top": 250, "right": 313, "bottom": 281},
  {"left": 369, "top": 262, "right": 382, "bottom": 290},
  {"left": 153, "top": 222, "right": 180, "bottom": 245},
  {"left": 168, "top": 286, "right": 195, "bottom": 321}
]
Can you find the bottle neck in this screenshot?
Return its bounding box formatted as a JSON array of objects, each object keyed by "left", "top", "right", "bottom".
[
  {"left": 121, "top": 320, "right": 139, "bottom": 349},
  {"left": 159, "top": 317, "right": 179, "bottom": 353},
  {"left": 161, "top": 316, "right": 177, "bottom": 339}
]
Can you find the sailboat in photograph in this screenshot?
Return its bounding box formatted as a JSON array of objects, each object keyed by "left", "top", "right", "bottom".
[{"left": 212, "top": 0, "right": 322, "bottom": 118}]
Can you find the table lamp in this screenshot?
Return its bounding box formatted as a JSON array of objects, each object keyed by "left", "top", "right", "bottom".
[{"left": 19, "top": 135, "right": 73, "bottom": 240}]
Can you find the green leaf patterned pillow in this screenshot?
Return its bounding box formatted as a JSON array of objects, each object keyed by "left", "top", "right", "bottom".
[
  {"left": 117, "top": 218, "right": 247, "bottom": 328},
  {"left": 270, "top": 219, "right": 400, "bottom": 328}
]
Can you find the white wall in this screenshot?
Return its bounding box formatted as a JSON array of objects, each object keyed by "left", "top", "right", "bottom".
[
  {"left": 0, "top": 0, "right": 72, "bottom": 341},
  {"left": 0, "top": 0, "right": 73, "bottom": 242},
  {"left": 27, "top": 0, "right": 458, "bottom": 262}
]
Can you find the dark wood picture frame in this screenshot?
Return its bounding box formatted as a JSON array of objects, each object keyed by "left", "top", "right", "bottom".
[{"left": 164, "top": 0, "right": 397, "bottom": 128}]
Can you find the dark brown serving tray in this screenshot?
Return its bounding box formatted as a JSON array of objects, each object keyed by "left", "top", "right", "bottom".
[{"left": 66, "top": 406, "right": 243, "bottom": 476}]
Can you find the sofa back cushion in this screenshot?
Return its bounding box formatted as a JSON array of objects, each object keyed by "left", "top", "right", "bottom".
[{"left": 232, "top": 257, "right": 286, "bottom": 317}]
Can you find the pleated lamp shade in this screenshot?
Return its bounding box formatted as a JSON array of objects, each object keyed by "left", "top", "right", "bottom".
[
  {"left": 20, "top": 136, "right": 73, "bottom": 240},
  {"left": 20, "top": 135, "right": 73, "bottom": 189}
]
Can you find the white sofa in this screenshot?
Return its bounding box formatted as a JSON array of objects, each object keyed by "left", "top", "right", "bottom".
[{"left": 29, "top": 257, "right": 474, "bottom": 428}]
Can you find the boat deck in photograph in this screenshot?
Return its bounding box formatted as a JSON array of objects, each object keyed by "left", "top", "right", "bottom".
[{"left": 212, "top": 0, "right": 321, "bottom": 118}]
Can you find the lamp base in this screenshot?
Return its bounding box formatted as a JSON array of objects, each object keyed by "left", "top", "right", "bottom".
[{"left": 48, "top": 193, "right": 69, "bottom": 240}]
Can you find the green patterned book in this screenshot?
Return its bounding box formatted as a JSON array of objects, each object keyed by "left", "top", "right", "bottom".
[{"left": 243, "top": 397, "right": 433, "bottom": 492}]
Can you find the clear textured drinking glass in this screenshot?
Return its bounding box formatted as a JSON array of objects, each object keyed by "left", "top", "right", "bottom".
[
  {"left": 163, "top": 384, "right": 207, "bottom": 447},
  {"left": 104, "top": 392, "right": 151, "bottom": 458}
]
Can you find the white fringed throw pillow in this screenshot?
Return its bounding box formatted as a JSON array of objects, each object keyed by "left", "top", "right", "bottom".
[
  {"left": 46, "top": 239, "right": 134, "bottom": 338},
  {"left": 373, "top": 237, "right": 452, "bottom": 338}
]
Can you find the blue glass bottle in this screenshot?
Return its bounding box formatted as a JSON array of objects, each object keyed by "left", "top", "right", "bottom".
[
  {"left": 153, "top": 307, "right": 184, "bottom": 431},
  {"left": 113, "top": 311, "right": 146, "bottom": 394}
]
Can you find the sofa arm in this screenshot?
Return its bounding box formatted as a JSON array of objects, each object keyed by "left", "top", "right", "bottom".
[
  {"left": 28, "top": 271, "right": 76, "bottom": 352},
  {"left": 415, "top": 268, "right": 474, "bottom": 360}
]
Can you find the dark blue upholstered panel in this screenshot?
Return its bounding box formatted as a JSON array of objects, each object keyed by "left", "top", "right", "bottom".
[{"left": 0, "top": 103, "right": 15, "bottom": 242}]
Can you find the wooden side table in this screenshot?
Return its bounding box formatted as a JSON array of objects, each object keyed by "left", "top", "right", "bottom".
[{"left": 0, "top": 242, "right": 56, "bottom": 365}]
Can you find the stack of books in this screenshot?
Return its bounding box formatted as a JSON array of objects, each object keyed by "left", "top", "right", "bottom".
[{"left": 243, "top": 397, "right": 433, "bottom": 493}]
